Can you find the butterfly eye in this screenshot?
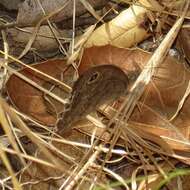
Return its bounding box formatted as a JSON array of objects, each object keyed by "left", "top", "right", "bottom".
[{"left": 87, "top": 72, "right": 99, "bottom": 84}]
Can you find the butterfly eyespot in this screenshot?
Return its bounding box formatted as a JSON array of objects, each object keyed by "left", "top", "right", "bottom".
[{"left": 87, "top": 72, "right": 100, "bottom": 84}]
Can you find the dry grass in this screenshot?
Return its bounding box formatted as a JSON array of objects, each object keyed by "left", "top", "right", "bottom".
[{"left": 0, "top": 0, "right": 190, "bottom": 189}]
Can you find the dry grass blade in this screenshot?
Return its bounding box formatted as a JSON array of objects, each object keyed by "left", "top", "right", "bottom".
[
  {"left": 5, "top": 64, "right": 67, "bottom": 105},
  {"left": 137, "top": 174, "right": 159, "bottom": 190},
  {"left": 122, "top": 124, "right": 174, "bottom": 155},
  {"left": 60, "top": 147, "right": 101, "bottom": 190},
  {"left": 9, "top": 105, "right": 77, "bottom": 164},
  {"left": 0, "top": 51, "right": 71, "bottom": 92},
  {"left": 68, "top": 24, "right": 96, "bottom": 65},
  {"left": 0, "top": 102, "right": 27, "bottom": 168},
  {"left": 79, "top": 0, "right": 102, "bottom": 21},
  {"left": 1, "top": 146, "right": 57, "bottom": 169},
  {"left": 103, "top": 166, "right": 130, "bottom": 190},
  {"left": 169, "top": 80, "right": 190, "bottom": 121},
  {"left": 1, "top": 1, "right": 190, "bottom": 189},
  {"left": 0, "top": 31, "right": 25, "bottom": 165},
  {"left": 0, "top": 143, "right": 22, "bottom": 190},
  {"left": 17, "top": 23, "right": 41, "bottom": 60},
  {"left": 36, "top": 0, "right": 69, "bottom": 57},
  {"left": 1, "top": 29, "right": 8, "bottom": 81},
  {"left": 17, "top": 0, "right": 71, "bottom": 59},
  {"left": 0, "top": 35, "right": 27, "bottom": 167},
  {"left": 0, "top": 98, "right": 69, "bottom": 172}
]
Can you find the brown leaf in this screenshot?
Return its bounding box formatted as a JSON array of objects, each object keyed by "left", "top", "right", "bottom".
[
  {"left": 78, "top": 45, "right": 190, "bottom": 152},
  {"left": 8, "top": 26, "right": 69, "bottom": 53},
  {"left": 79, "top": 45, "right": 190, "bottom": 114},
  {"left": 6, "top": 45, "right": 190, "bottom": 154},
  {"left": 6, "top": 59, "right": 74, "bottom": 126}
]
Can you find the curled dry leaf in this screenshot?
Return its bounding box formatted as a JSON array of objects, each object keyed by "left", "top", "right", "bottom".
[
  {"left": 17, "top": 0, "right": 107, "bottom": 26},
  {"left": 82, "top": 2, "right": 153, "bottom": 48}
]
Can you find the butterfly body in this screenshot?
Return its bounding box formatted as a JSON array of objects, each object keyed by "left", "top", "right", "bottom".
[{"left": 56, "top": 64, "right": 135, "bottom": 134}]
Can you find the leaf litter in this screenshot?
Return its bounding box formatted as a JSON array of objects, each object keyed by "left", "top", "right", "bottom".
[{"left": 0, "top": 0, "right": 190, "bottom": 189}]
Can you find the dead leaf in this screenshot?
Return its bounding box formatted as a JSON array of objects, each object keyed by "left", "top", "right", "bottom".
[
  {"left": 6, "top": 45, "right": 190, "bottom": 156},
  {"left": 82, "top": 3, "right": 152, "bottom": 48},
  {"left": 8, "top": 26, "right": 69, "bottom": 52},
  {"left": 17, "top": 0, "right": 107, "bottom": 27},
  {"left": 78, "top": 45, "right": 190, "bottom": 154},
  {"left": 6, "top": 59, "right": 74, "bottom": 125}
]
